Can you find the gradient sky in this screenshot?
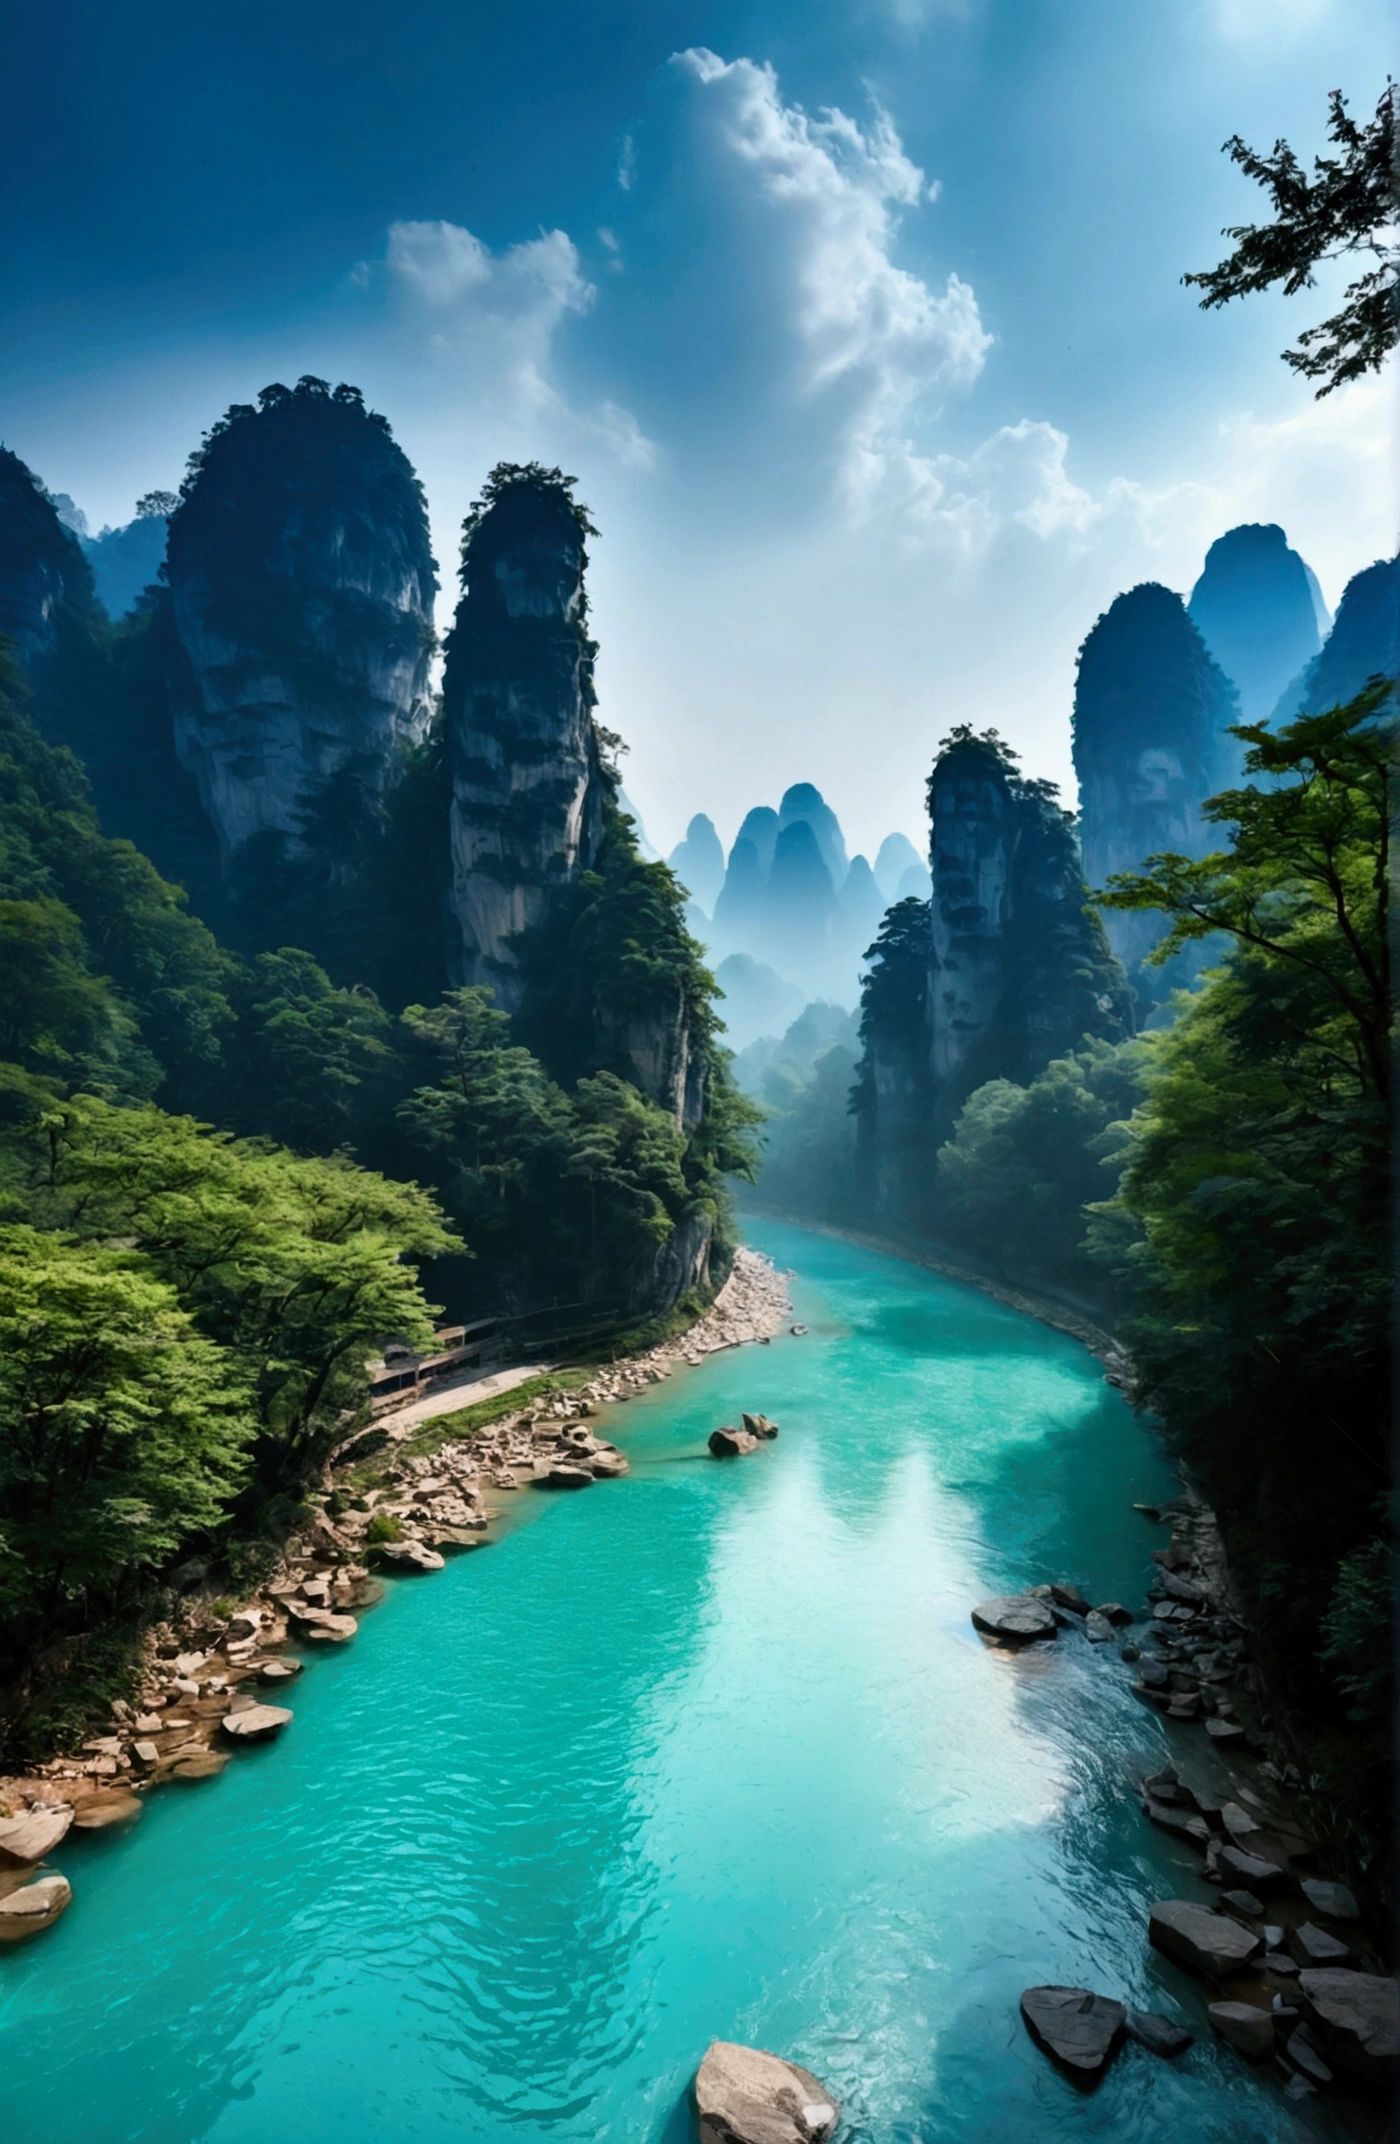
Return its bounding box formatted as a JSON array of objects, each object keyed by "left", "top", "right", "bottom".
[{"left": 4, "top": 0, "right": 1393, "bottom": 859}]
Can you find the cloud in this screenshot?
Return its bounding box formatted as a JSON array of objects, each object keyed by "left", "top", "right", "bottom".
[
  {"left": 383, "top": 217, "right": 655, "bottom": 464},
  {"left": 1208, "top": 0, "right": 1333, "bottom": 42},
  {"left": 670, "top": 51, "right": 990, "bottom": 495}
]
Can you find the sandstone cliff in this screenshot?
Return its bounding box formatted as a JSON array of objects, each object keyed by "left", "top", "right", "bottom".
[
  {"left": 443, "top": 463, "right": 610, "bottom": 1011},
  {"left": 1073, "top": 583, "right": 1236, "bottom": 991},
  {"left": 165, "top": 377, "right": 437, "bottom": 857}
]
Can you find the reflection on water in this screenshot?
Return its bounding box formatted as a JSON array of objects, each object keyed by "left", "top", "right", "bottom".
[{"left": 0, "top": 1222, "right": 1372, "bottom": 2143}]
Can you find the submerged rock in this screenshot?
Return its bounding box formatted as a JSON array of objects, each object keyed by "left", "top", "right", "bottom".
[
  {"left": 1148, "top": 1900, "right": 1261, "bottom": 1980},
  {"left": 0, "top": 1872, "right": 72, "bottom": 1942},
  {"left": 71, "top": 1794, "right": 142, "bottom": 1833},
  {"left": 1123, "top": 2009, "right": 1192, "bottom": 2058},
  {"left": 970, "top": 1596, "right": 1057, "bottom": 1644},
  {"left": 1020, "top": 1986, "right": 1125, "bottom": 2080},
  {"left": 694, "top": 2039, "right": 839, "bottom": 2144}
]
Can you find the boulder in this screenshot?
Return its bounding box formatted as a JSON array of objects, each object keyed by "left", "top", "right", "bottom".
[
  {"left": 1097, "top": 1602, "right": 1133, "bottom": 1625},
  {"left": 709, "top": 1428, "right": 759, "bottom": 1458},
  {"left": 1297, "top": 1970, "right": 1399, "bottom": 2086},
  {"left": 1208, "top": 2002, "right": 1274, "bottom": 2060},
  {"left": 1216, "top": 1844, "right": 1287, "bottom": 1891},
  {"left": 587, "top": 1453, "right": 630, "bottom": 1479},
  {"left": 221, "top": 1704, "right": 292, "bottom": 1742},
  {"left": 301, "top": 1613, "right": 358, "bottom": 1642},
  {"left": 1290, "top": 1922, "right": 1354, "bottom": 1969},
  {"left": 1123, "top": 2009, "right": 1192, "bottom": 2058},
  {"left": 1048, "top": 1582, "right": 1091, "bottom": 1614},
  {"left": 538, "top": 1464, "right": 595, "bottom": 1489},
  {"left": 1084, "top": 1611, "right": 1114, "bottom": 1644},
  {"left": 1141, "top": 1797, "right": 1210, "bottom": 1846},
  {"left": 1205, "top": 1719, "right": 1246, "bottom": 1744},
  {"left": 132, "top": 1740, "right": 160, "bottom": 1767},
  {"left": 1300, "top": 1878, "right": 1360, "bottom": 1922},
  {"left": 257, "top": 1657, "right": 303, "bottom": 1683},
  {"left": 1149, "top": 1900, "right": 1262, "bottom": 1980},
  {"left": 970, "top": 1596, "right": 1057, "bottom": 1644},
  {"left": 1159, "top": 1569, "right": 1208, "bottom": 1605},
  {"left": 1266, "top": 1951, "right": 1300, "bottom": 1977},
  {"left": 741, "top": 1413, "right": 780, "bottom": 1439},
  {"left": 0, "top": 1805, "right": 74, "bottom": 1864},
  {"left": 71, "top": 1794, "right": 142, "bottom": 1832},
  {"left": 0, "top": 1872, "right": 72, "bottom": 1942},
  {"left": 1221, "top": 1889, "right": 1265, "bottom": 1919},
  {"left": 373, "top": 1538, "right": 446, "bottom": 1569},
  {"left": 1020, "top": 1986, "right": 1125, "bottom": 2080},
  {"left": 694, "top": 2038, "right": 838, "bottom": 2144},
  {"left": 1137, "top": 1659, "right": 1170, "bottom": 1690}
]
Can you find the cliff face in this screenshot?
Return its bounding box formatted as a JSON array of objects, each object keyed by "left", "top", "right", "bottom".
[
  {"left": 856, "top": 732, "right": 1130, "bottom": 1218},
  {"left": 165, "top": 377, "right": 437, "bottom": 857},
  {"left": 444, "top": 466, "right": 611, "bottom": 1012},
  {"left": 1073, "top": 583, "right": 1236, "bottom": 989},
  {"left": 0, "top": 448, "right": 107, "bottom": 729},
  {"left": 1188, "top": 524, "right": 1321, "bottom": 750},
  {"left": 1274, "top": 555, "right": 1399, "bottom": 721},
  {"left": 928, "top": 735, "right": 1130, "bottom": 1124}
]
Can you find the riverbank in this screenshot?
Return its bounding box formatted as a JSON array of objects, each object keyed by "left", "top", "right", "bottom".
[{"left": 0, "top": 1249, "right": 791, "bottom": 1943}]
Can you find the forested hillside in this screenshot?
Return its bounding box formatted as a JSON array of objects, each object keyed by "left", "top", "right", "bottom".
[{"left": 0, "top": 422, "right": 761, "bottom": 1760}]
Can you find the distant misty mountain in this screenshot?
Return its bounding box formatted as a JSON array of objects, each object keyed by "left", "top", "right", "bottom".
[
  {"left": 710, "top": 953, "right": 804, "bottom": 1053},
  {"left": 52, "top": 491, "right": 174, "bottom": 618},
  {"left": 666, "top": 811, "right": 724, "bottom": 909},
  {"left": 695, "top": 781, "right": 923, "bottom": 1018}
]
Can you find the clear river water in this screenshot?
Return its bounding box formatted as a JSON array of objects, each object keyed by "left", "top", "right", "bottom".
[{"left": 0, "top": 1221, "right": 1370, "bottom": 2143}]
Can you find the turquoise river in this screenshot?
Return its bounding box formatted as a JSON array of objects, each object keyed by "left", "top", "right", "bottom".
[{"left": 0, "top": 1222, "right": 1373, "bottom": 2142}]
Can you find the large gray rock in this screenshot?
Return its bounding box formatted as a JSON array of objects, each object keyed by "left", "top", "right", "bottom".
[
  {"left": 221, "top": 1704, "right": 292, "bottom": 1742},
  {"left": 0, "top": 1872, "right": 72, "bottom": 1942},
  {"left": 694, "top": 2038, "right": 839, "bottom": 2144},
  {"left": 0, "top": 1805, "right": 74, "bottom": 1864},
  {"left": 710, "top": 1427, "right": 760, "bottom": 1458},
  {"left": 1148, "top": 1900, "right": 1262, "bottom": 1980},
  {"left": 1208, "top": 2001, "right": 1273, "bottom": 2060},
  {"left": 1300, "top": 1878, "right": 1360, "bottom": 1922},
  {"left": 1215, "top": 1844, "right": 1287, "bottom": 1891},
  {"left": 1290, "top": 1922, "right": 1354, "bottom": 1969},
  {"left": 1297, "top": 1971, "right": 1400, "bottom": 2085},
  {"left": 970, "top": 1595, "right": 1057, "bottom": 1644},
  {"left": 1020, "top": 1987, "right": 1125, "bottom": 2080}
]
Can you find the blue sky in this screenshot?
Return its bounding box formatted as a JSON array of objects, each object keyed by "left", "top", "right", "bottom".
[{"left": 4, "top": 0, "right": 1392, "bottom": 857}]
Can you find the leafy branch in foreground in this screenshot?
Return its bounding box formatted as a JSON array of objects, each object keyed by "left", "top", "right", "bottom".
[
  {"left": 1100, "top": 686, "right": 1392, "bottom": 1109},
  {"left": 1183, "top": 83, "right": 1398, "bottom": 394}
]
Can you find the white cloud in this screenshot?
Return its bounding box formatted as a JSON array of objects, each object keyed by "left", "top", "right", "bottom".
[
  {"left": 1208, "top": 0, "right": 1333, "bottom": 43},
  {"left": 672, "top": 51, "right": 990, "bottom": 497},
  {"left": 383, "top": 217, "right": 655, "bottom": 464}
]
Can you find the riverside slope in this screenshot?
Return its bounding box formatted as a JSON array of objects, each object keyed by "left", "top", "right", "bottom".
[{"left": 0, "top": 1222, "right": 1376, "bottom": 2144}]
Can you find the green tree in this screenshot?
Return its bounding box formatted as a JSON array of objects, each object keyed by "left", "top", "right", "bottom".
[
  {"left": 4, "top": 1097, "right": 458, "bottom": 1485},
  {"left": 0, "top": 1226, "right": 251, "bottom": 1643},
  {"left": 1184, "top": 83, "right": 1398, "bottom": 395},
  {"left": 1099, "top": 689, "right": 1391, "bottom": 1732},
  {"left": 936, "top": 1037, "right": 1147, "bottom": 1297}
]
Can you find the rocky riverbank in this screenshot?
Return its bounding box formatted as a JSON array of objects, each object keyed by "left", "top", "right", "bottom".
[
  {"left": 977, "top": 1492, "right": 1398, "bottom": 2110},
  {"left": 0, "top": 1249, "right": 791, "bottom": 1946}
]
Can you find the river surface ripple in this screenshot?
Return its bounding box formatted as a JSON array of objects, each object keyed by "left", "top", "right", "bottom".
[{"left": 0, "top": 1221, "right": 1371, "bottom": 2143}]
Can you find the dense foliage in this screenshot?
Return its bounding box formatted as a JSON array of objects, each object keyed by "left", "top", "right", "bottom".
[
  {"left": 0, "top": 634, "right": 756, "bottom": 1756},
  {"left": 1099, "top": 692, "right": 1391, "bottom": 1750}
]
